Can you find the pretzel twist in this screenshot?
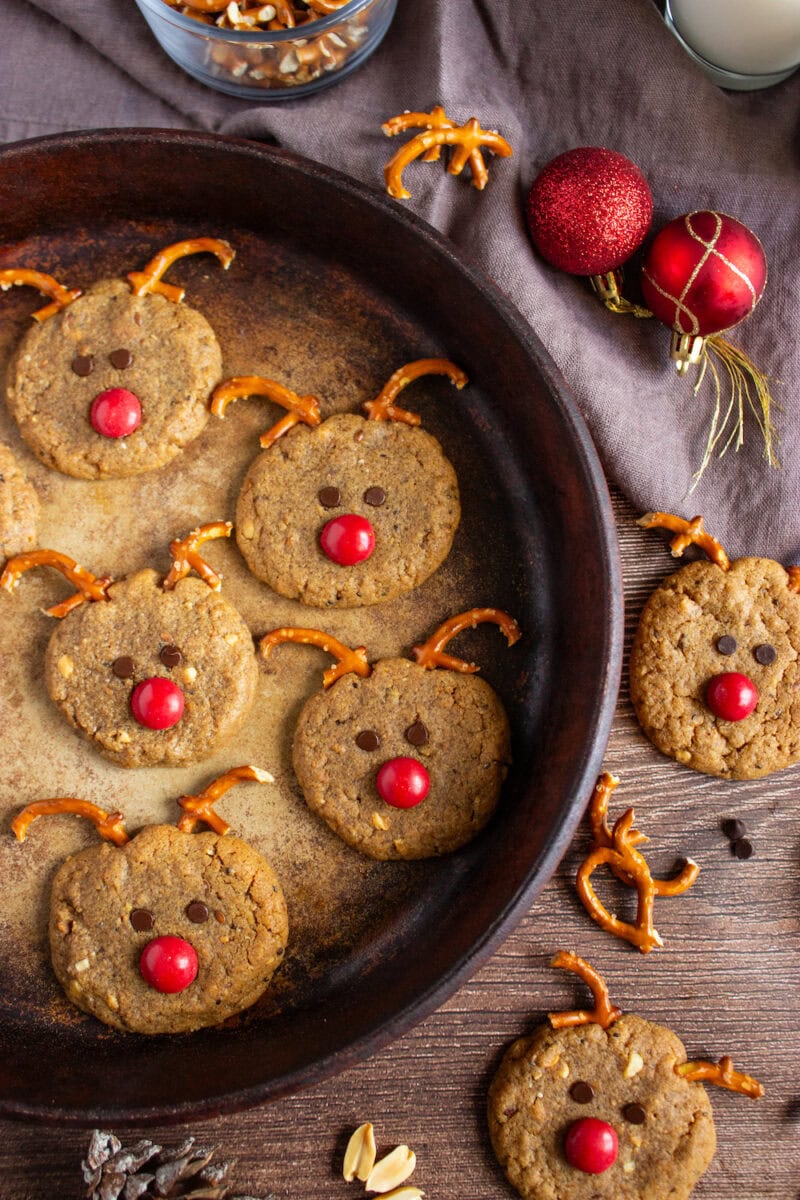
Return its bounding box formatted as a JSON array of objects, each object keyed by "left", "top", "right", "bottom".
[
  {"left": 364, "top": 358, "right": 468, "bottom": 425},
  {"left": 577, "top": 808, "right": 663, "bottom": 954},
  {"left": 382, "top": 104, "right": 480, "bottom": 166},
  {"left": 127, "top": 238, "right": 235, "bottom": 303},
  {"left": 210, "top": 376, "right": 322, "bottom": 447},
  {"left": 383, "top": 110, "right": 513, "bottom": 200},
  {"left": 177, "top": 765, "right": 274, "bottom": 835},
  {"left": 12, "top": 799, "right": 129, "bottom": 845},
  {"left": 0, "top": 268, "right": 82, "bottom": 322},
  {"left": 163, "top": 522, "right": 232, "bottom": 591},
  {"left": 0, "top": 549, "right": 112, "bottom": 618},
  {"left": 547, "top": 951, "right": 622, "bottom": 1030},
  {"left": 260, "top": 626, "right": 371, "bottom": 688},
  {"left": 412, "top": 608, "right": 521, "bottom": 673},
  {"left": 676, "top": 1056, "right": 764, "bottom": 1099},
  {"left": 638, "top": 512, "right": 730, "bottom": 570}
]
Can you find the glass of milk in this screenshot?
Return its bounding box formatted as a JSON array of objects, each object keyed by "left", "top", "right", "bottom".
[{"left": 664, "top": 0, "right": 800, "bottom": 89}]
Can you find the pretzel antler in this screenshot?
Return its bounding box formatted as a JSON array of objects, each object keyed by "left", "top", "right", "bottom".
[
  {"left": 177, "top": 764, "right": 274, "bottom": 835},
  {"left": 638, "top": 512, "right": 730, "bottom": 570},
  {"left": 0, "top": 268, "right": 82, "bottom": 322},
  {"left": 577, "top": 808, "right": 664, "bottom": 954},
  {"left": 383, "top": 105, "right": 477, "bottom": 166},
  {"left": 163, "top": 521, "right": 232, "bottom": 591},
  {"left": 127, "top": 238, "right": 235, "bottom": 303},
  {"left": 210, "top": 376, "right": 322, "bottom": 448},
  {"left": 547, "top": 951, "right": 622, "bottom": 1030},
  {"left": 260, "top": 627, "right": 371, "bottom": 688},
  {"left": 363, "top": 358, "right": 468, "bottom": 426},
  {"left": 676, "top": 1056, "right": 764, "bottom": 1099},
  {"left": 0, "top": 549, "right": 112, "bottom": 618},
  {"left": 12, "top": 798, "right": 129, "bottom": 846},
  {"left": 412, "top": 608, "right": 521, "bottom": 674},
  {"left": 383, "top": 108, "right": 513, "bottom": 200}
]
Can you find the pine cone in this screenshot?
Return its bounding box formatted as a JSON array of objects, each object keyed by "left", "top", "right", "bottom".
[{"left": 82, "top": 1129, "right": 263, "bottom": 1200}]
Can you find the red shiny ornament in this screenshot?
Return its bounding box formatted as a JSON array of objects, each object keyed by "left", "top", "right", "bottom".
[
  {"left": 641, "top": 211, "right": 767, "bottom": 337},
  {"left": 90, "top": 388, "right": 142, "bottom": 438},
  {"left": 706, "top": 672, "right": 758, "bottom": 722},
  {"left": 526, "top": 147, "right": 652, "bottom": 275},
  {"left": 376, "top": 756, "right": 431, "bottom": 808},
  {"left": 319, "top": 513, "right": 375, "bottom": 566},
  {"left": 564, "top": 1117, "right": 618, "bottom": 1174},
  {"left": 139, "top": 935, "right": 198, "bottom": 993},
  {"left": 130, "top": 677, "right": 185, "bottom": 730}
]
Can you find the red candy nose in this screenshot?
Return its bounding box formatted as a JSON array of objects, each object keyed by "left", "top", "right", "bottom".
[
  {"left": 319, "top": 513, "right": 375, "bottom": 566},
  {"left": 90, "top": 387, "right": 142, "bottom": 438},
  {"left": 376, "top": 756, "right": 431, "bottom": 808},
  {"left": 564, "top": 1117, "right": 618, "bottom": 1174},
  {"left": 139, "top": 935, "right": 198, "bottom": 993},
  {"left": 130, "top": 677, "right": 185, "bottom": 730},
  {"left": 706, "top": 672, "right": 758, "bottom": 722}
]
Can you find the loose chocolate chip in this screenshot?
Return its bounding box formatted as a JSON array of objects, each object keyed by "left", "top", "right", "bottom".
[
  {"left": 356, "top": 730, "right": 381, "bottom": 752},
  {"left": 754, "top": 643, "right": 777, "bottom": 666},
  {"left": 318, "top": 486, "right": 341, "bottom": 508},
  {"left": 570, "top": 1081, "right": 594, "bottom": 1104},
  {"left": 405, "top": 720, "right": 429, "bottom": 747},
  {"left": 722, "top": 817, "right": 746, "bottom": 841},
  {"left": 622, "top": 1102, "right": 647, "bottom": 1125},
  {"left": 130, "top": 908, "right": 154, "bottom": 931},
  {"left": 112, "top": 655, "right": 135, "bottom": 679},
  {"left": 716, "top": 635, "right": 737, "bottom": 656},
  {"left": 732, "top": 837, "right": 754, "bottom": 860},
  {"left": 363, "top": 486, "right": 387, "bottom": 507},
  {"left": 185, "top": 901, "right": 209, "bottom": 923},
  {"left": 71, "top": 354, "right": 94, "bottom": 377},
  {"left": 109, "top": 347, "right": 133, "bottom": 369},
  {"left": 159, "top": 644, "right": 182, "bottom": 669}
]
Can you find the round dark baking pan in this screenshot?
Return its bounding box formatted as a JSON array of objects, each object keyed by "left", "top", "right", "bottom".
[{"left": 0, "top": 129, "right": 622, "bottom": 1124}]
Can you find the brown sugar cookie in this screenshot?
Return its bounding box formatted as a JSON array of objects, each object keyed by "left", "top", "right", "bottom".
[
  {"left": 1, "top": 523, "right": 258, "bottom": 768},
  {"left": 0, "top": 442, "right": 39, "bottom": 558},
  {"left": 488, "top": 953, "right": 763, "bottom": 1200},
  {"left": 211, "top": 360, "right": 464, "bottom": 607},
  {"left": 261, "top": 609, "right": 519, "bottom": 859},
  {"left": 2, "top": 240, "right": 232, "bottom": 479},
  {"left": 630, "top": 512, "right": 800, "bottom": 779},
  {"left": 12, "top": 767, "right": 289, "bottom": 1035}
]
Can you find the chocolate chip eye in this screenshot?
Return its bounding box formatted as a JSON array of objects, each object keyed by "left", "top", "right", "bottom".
[
  {"left": 754, "top": 643, "right": 776, "bottom": 665},
  {"left": 404, "top": 720, "right": 429, "bottom": 747},
  {"left": 71, "top": 353, "right": 94, "bottom": 377},
  {"left": 130, "top": 908, "right": 155, "bottom": 931},
  {"left": 159, "top": 644, "right": 182, "bottom": 669},
  {"left": 185, "top": 901, "right": 209, "bottom": 923},
  {"left": 355, "top": 730, "right": 381, "bottom": 752},
  {"left": 318, "top": 486, "right": 341, "bottom": 508},
  {"left": 716, "top": 635, "right": 737, "bottom": 655},
  {"left": 112, "top": 655, "right": 135, "bottom": 679},
  {"left": 622, "top": 1102, "right": 647, "bottom": 1125},
  {"left": 109, "top": 347, "right": 134, "bottom": 369},
  {"left": 570, "top": 1081, "right": 595, "bottom": 1104},
  {"left": 363, "top": 486, "right": 386, "bottom": 507}
]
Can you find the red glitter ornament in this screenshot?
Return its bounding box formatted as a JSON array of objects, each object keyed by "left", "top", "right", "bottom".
[{"left": 526, "top": 147, "right": 653, "bottom": 276}]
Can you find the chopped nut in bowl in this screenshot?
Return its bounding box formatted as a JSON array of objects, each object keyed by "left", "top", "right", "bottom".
[{"left": 134, "top": 0, "right": 397, "bottom": 99}]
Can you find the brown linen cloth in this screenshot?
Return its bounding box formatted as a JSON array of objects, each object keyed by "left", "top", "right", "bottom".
[{"left": 1, "top": 0, "right": 798, "bottom": 560}]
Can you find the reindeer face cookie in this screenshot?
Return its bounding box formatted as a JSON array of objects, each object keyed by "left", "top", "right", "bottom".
[
  {"left": 488, "top": 953, "right": 763, "bottom": 1200},
  {"left": 630, "top": 513, "right": 800, "bottom": 779},
  {"left": 1, "top": 523, "right": 258, "bottom": 768},
  {"left": 261, "top": 609, "right": 519, "bottom": 859},
  {"left": 12, "top": 768, "right": 288, "bottom": 1035},
  {"left": 211, "top": 360, "right": 464, "bottom": 607},
  {"left": 1, "top": 240, "right": 232, "bottom": 479}
]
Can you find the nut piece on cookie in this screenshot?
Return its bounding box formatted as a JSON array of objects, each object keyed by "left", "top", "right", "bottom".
[
  {"left": 260, "top": 608, "right": 520, "bottom": 859},
  {"left": 630, "top": 511, "right": 800, "bottom": 779},
  {"left": 11, "top": 766, "right": 288, "bottom": 1035},
  {"left": 1, "top": 239, "right": 233, "bottom": 479},
  {"left": 0, "top": 522, "right": 258, "bottom": 768},
  {"left": 210, "top": 359, "right": 465, "bottom": 608},
  {"left": 0, "top": 442, "right": 39, "bottom": 559},
  {"left": 487, "top": 952, "right": 763, "bottom": 1200}
]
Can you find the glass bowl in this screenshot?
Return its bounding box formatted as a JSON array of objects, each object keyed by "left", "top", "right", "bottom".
[{"left": 134, "top": 0, "right": 398, "bottom": 100}]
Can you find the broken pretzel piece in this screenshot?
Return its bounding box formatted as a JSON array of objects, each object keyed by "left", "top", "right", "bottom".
[
  {"left": 163, "top": 521, "right": 232, "bottom": 592},
  {"left": 676, "top": 1055, "right": 764, "bottom": 1099},
  {"left": 177, "top": 764, "right": 273, "bottom": 835},
  {"left": 0, "top": 268, "right": 82, "bottom": 322},
  {"left": 382, "top": 106, "right": 513, "bottom": 200},
  {"left": 547, "top": 951, "right": 622, "bottom": 1030},
  {"left": 260, "top": 626, "right": 371, "bottom": 688},
  {"left": 412, "top": 607, "right": 521, "bottom": 674}
]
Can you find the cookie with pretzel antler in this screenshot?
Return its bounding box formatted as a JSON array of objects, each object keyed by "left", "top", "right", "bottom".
[
  {"left": 260, "top": 608, "right": 519, "bottom": 859},
  {"left": 2, "top": 238, "right": 233, "bottom": 478},
  {"left": 0, "top": 523, "right": 258, "bottom": 768},
  {"left": 488, "top": 952, "right": 763, "bottom": 1200},
  {"left": 11, "top": 767, "right": 288, "bottom": 1034},
  {"left": 630, "top": 512, "right": 800, "bottom": 779},
  {"left": 210, "top": 359, "right": 463, "bottom": 607}
]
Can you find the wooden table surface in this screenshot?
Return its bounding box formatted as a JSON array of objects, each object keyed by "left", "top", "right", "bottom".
[{"left": 2, "top": 485, "right": 798, "bottom": 1200}]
